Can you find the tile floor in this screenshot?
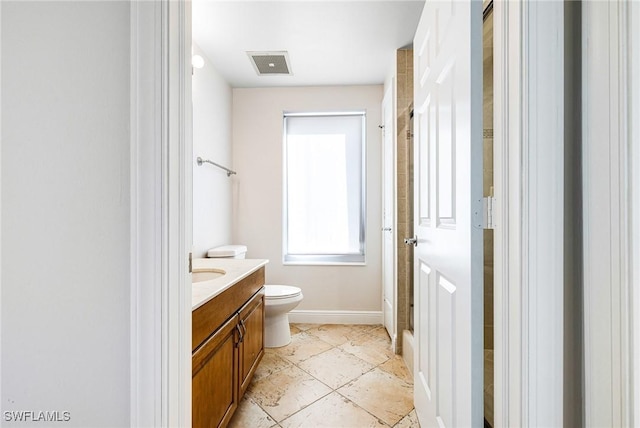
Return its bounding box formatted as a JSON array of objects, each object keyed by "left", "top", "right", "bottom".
[{"left": 229, "top": 324, "right": 420, "bottom": 428}]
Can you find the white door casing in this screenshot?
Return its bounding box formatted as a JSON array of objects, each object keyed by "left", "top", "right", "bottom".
[
  {"left": 382, "top": 85, "right": 396, "bottom": 346},
  {"left": 583, "top": 1, "right": 639, "bottom": 425},
  {"left": 493, "top": 1, "right": 566, "bottom": 425},
  {"left": 412, "top": 1, "right": 483, "bottom": 426},
  {"left": 130, "top": 0, "right": 192, "bottom": 426},
  {"left": 632, "top": 2, "right": 640, "bottom": 421}
]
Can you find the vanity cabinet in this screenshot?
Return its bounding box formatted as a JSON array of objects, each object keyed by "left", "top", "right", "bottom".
[
  {"left": 192, "top": 267, "right": 265, "bottom": 428},
  {"left": 192, "top": 315, "right": 239, "bottom": 428},
  {"left": 238, "top": 291, "right": 264, "bottom": 397}
]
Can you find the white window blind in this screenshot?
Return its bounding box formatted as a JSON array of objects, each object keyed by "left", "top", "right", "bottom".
[{"left": 283, "top": 112, "right": 366, "bottom": 264}]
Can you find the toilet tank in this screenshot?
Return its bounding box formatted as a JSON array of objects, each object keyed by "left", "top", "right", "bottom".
[{"left": 207, "top": 245, "right": 247, "bottom": 259}]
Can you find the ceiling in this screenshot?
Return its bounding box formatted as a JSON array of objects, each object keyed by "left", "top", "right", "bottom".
[{"left": 192, "top": 1, "right": 425, "bottom": 88}]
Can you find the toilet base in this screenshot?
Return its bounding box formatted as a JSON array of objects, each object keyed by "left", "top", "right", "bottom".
[{"left": 265, "top": 312, "right": 292, "bottom": 348}]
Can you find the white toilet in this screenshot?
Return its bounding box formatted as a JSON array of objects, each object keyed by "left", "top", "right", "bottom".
[
  {"left": 262, "top": 285, "right": 303, "bottom": 348},
  {"left": 207, "top": 245, "right": 303, "bottom": 348}
]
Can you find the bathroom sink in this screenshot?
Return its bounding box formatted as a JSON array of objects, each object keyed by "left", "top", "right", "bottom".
[{"left": 192, "top": 269, "right": 226, "bottom": 283}]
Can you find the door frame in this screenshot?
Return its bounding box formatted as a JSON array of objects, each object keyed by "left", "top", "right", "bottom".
[
  {"left": 633, "top": 3, "right": 640, "bottom": 419},
  {"left": 130, "top": 0, "right": 192, "bottom": 426},
  {"left": 633, "top": 3, "right": 640, "bottom": 418},
  {"left": 128, "top": 0, "right": 611, "bottom": 426},
  {"left": 133, "top": 2, "right": 640, "bottom": 426},
  {"left": 493, "top": 1, "right": 565, "bottom": 425},
  {"left": 582, "top": 1, "right": 640, "bottom": 425},
  {"left": 381, "top": 84, "right": 397, "bottom": 349}
]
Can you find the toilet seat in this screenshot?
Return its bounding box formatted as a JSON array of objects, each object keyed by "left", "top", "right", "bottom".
[{"left": 265, "top": 285, "right": 301, "bottom": 300}]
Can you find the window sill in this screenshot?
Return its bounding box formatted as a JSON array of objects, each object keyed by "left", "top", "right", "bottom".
[{"left": 283, "top": 254, "right": 366, "bottom": 266}]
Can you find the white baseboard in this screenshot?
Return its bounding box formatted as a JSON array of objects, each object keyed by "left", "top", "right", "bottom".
[
  {"left": 288, "top": 310, "right": 383, "bottom": 325},
  {"left": 391, "top": 333, "right": 398, "bottom": 354}
]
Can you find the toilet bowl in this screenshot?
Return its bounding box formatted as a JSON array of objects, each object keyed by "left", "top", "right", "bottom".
[
  {"left": 264, "top": 285, "right": 303, "bottom": 348},
  {"left": 207, "top": 245, "right": 304, "bottom": 348}
]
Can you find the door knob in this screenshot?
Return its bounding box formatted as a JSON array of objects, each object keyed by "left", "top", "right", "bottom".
[{"left": 404, "top": 236, "right": 418, "bottom": 247}]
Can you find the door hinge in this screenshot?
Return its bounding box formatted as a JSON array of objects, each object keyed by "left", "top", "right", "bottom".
[
  {"left": 188, "top": 252, "right": 193, "bottom": 273},
  {"left": 483, "top": 197, "right": 496, "bottom": 230}
]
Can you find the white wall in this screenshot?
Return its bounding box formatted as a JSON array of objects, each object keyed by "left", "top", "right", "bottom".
[
  {"left": 232, "top": 86, "right": 383, "bottom": 317},
  {"left": 1, "top": 2, "right": 130, "bottom": 426},
  {"left": 192, "top": 44, "right": 233, "bottom": 257}
]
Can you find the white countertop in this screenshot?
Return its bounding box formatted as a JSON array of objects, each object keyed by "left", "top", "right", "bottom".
[{"left": 192, "top": 258, "right": 269, "bottom": 310}]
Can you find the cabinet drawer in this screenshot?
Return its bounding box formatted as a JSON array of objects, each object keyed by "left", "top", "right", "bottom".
[{"left": 192, "top": 267, "right": 265, "bottom": 352}]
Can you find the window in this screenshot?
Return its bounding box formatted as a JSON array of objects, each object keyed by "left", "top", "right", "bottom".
[{"left": 283, "top": 112, "right": 366, "bottom": 264}]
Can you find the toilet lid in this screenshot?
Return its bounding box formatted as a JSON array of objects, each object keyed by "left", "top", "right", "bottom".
[
  {"left": 207, "top": 245, "right": 247, "bottom": 258},
  {"left": 265, "top": 285, "right": 302, "bottom": 299}
]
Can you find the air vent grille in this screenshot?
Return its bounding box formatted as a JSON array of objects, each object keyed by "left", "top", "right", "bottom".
[{"left": 247, "top": 51, "right": 292, "bottom": 76}]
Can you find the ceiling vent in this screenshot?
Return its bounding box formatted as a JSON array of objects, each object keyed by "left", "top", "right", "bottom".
[{"left": 247, "top": 51, "right": 293, "bottom": 76}]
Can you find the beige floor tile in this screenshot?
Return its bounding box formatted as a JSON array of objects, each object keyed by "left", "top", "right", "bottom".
[
  {"left": 367, "top": 325, "right": 392, "bottom": 341},
  {"left": 298, "top": 347, "right": 374, "bottom": 389},
  {"left": 280, "top": 392, "right": 388, "bottom": 428},
  {"left": 253, "top": 350, "right": 294, "bottom": 382},
  {"left": 484, "top": 383, "right": 494, "bottom": 428},
  {"left": 274, "top": 331, "right": 333, "bottom": 364},
  {"left": 306, "top": 324, "right": 359, "bottom": 346},
  {"left": 247, "top": 365, "right": 332, "bottom": 422},
  {"left": 348, "top": 324, "right": 378, "bottom": 334},
  {"left": 378, "top": 355, "right": 413, "bottom": 385},
  {"left": 393, "top": 409, "right": 420, "bottom": 428},
  {"left": 229, "top": 395, "right": 278, "bottom": 428},
  {"left": 291, "top": 323, "right": 316, "bottom": 331},
  {"left": 339, "top": 334, "right": 394, "bottom": 366},
  {"left": 289, "top": 324, "right": 302, "bottom": 336},
  {"left": 338, "top": 368, "right": 414, "bottom": 426}
]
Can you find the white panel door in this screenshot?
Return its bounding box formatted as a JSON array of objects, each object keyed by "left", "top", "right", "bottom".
[
  {"left": 382, "top": 86, "right": 396, "bottom": 343},
  {"left": 412, "top": 1, "right": 483, "bottom": 426}
]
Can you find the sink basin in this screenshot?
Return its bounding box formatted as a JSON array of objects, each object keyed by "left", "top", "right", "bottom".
[{"left": 192, "top": 269, "right": 226, "bottom": 283}]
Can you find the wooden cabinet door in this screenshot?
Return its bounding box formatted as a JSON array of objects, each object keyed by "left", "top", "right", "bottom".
[
  {"left": 238, "top": 288, "right": 265, "bottom": 397},
  {"left": 192, "top": 315, "right": 239, "bottom": 428}
]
